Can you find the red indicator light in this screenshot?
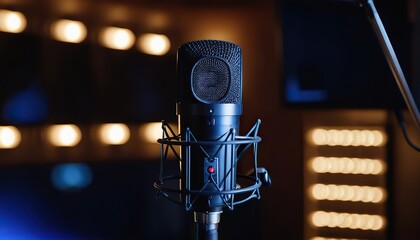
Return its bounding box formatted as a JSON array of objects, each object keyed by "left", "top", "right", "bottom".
[{"left": 207, "top": 166, "right": 215, "bottom": 173}]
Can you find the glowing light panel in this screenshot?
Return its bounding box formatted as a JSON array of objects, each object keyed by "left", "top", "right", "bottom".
[
  {"left": 310, "top": 184, "right": 385, "bottom": 203},
  {"left": 50, "top": 19, "right": 87, "bottom": 43},
  {"left": 137, "top": 33, "right": 170, "bottom": 55},
  {"left": 0, "top": 126, "right": 21, "bottom": 149},
  {"left": 0, "top": 10, "right": 26, "bottom": 33},
  {"left": 47, "top": 124, "right": 82, "bottom": 147},
  {"left": 310, "top": 211, "right": 385, "bottom": 231},
  {"left": 99, "top": 27, "right": 135, "bottom": 50},
  {"left": 311, "top": 237, "right": 362, "bottom": 240},
  {"left": 309, "top": 128, "right": 386, "bottom": 147},
  {"left": 310, "top": 156, "right": 385, "bottom": 175},
  {"left": 98, "top": 123, "right": 130, "bottom": 145}
]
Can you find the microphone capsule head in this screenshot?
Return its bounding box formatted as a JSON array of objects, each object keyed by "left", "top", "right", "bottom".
[{"left": 177, "top": 40, "right": 242, "bottom": 105}]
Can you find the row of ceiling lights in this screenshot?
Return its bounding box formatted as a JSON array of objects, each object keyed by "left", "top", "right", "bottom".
[
  {"left": 0, "top": 9, "right": 171, "bottom": 55},
  {"left": 0, "top": 122, "right": 175, "bottom": 149}
]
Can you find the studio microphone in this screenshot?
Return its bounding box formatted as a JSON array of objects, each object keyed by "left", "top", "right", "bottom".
[
  {"left": 155, "top": 40, "right": 270, "bottom": 240},
  {"left": 177, "top": 39, "right": 242, "bottom": 214}
]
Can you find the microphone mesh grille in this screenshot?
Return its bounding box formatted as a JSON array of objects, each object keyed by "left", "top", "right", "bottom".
[
  {"left": 178, "top": 40, "right": 242, "bottom": 104},
  {"left": 192, "top": 57, "right": 230, "bottom": 102}
]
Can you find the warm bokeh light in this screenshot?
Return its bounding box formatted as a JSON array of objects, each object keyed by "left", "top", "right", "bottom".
[
  {"left": 310, "top": 156, "right": 385, "bottom": 175},
  {"left": 99, "top": 26, "right": 135, "bottom": 50},
  {"left": 0, "top": 126, "right": 21, "bottom": 149},
  {"left": 311, "top": 237, "right": 363, "bottom": 240},
  {"left": 0, "top": 9, "right": 26, "bottom": 33},
  {"left": 309, "top": 128, "right": 386, "bottom": 147},
  {"left": 139, "top": 122, "right": 177, "bottom": 143},
  {"left": 50, "top": 19, "right": 87, "bottom": 43},
  {"left": 139, "top": 122, "right": 164, "bottom": 143},
  {"left": 310, "top": 237, "right": 361, "bottom": 240},
  {"left": 98, "top": 123, "right": 130, "bottom": 145},
  {"left": 310, "top": 211, "right": 385, "bottom": 230},
  {"left": 310, "top": 184, "right": 386, "bottom": 203},
  {"left": 137, "top": 33, "right": 170, "bottom": 55},
  {"left": 47, "top": 124, "right": 82, "bottom": 147}
]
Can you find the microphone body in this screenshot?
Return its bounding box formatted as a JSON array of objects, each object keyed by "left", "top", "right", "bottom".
[
  {"left": 177, "top": 104, "right": 240, "bottom": 211},
  {"left": 177, "top": 40, "right": 243, "bottom": 212}
]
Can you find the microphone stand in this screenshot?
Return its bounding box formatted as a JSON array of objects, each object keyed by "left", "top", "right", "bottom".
[
  {"left": 359, "top": 0, "right": 420, "bottom": 130},
  {"left": 194, "top": 211, "right": 222, "bottom": 240}
]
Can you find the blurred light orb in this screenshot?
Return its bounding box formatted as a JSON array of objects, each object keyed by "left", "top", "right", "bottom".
[
  {"left": 137, "top": 33, "right": 170, "bottom": 55},
  {"left": 99, "top": 27, "right": 135, "bottom": 50},
  {"left": 51, "top": 19, "right": 87, "bottom": 43},
  {"left": 0, "top": 126, "right": 21, "bottom": 148},
  {"left": 47, "top": 124, "right": 82, "bottom": 147},
  {"left": 0, "top": 10, "right": 26, "bottom": 33},
  {"left": 51, "top": 163, "right": 93, "bottom": 191},
  {"left": 98, "top": 123, "right": 130, "bottom": 145},
  {"left": 139, "top": 122, "right": 163, "bottom": 143}
]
